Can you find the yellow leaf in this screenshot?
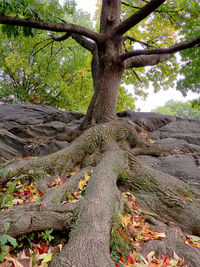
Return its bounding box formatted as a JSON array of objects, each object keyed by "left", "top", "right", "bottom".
[
  {"left": 84, "top": 172, "right": 90, "bottom": 182},
  {"left": 186, "top": 197, "right": 193, "bottom": 201},
  {"left": 154, "top": 232, "right": 166, "bottom": 238},
  {"left": 79, "top": 179, "right": 86, "bottom": 191},
  {"left": 119, "top": 214, "right": 129, "bottom": 228},
  {"left": 41, "top": 253, "right": 52, "bottom": 263}
]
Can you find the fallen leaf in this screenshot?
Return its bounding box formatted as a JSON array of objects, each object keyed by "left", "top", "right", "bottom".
[
  {"left": 127, "top": 255, "right": 136, "bottom": 265},
  {"left": 5, "top": 256, "right": 23, "bottom": 267},
  {"left": 84, "top": 172, "right": 90, "bottom": 182},
  {"left": 79, "top": 179, "right": 86, "bottom": 191},
  {"left": 41, "top": 253, "right": 52, "bottom": 263},
  {"left": 147, "top": 251, "right": 155, "bottom": 262}
]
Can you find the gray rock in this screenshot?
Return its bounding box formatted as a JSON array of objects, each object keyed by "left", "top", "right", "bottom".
[
  {"left": 149, "top": 120, "right": 200, "bottom": 145},
  {"left": 137, "top": 154, "right": 200, "bottom": 189},
  {"left": 154, "top": 138, "right": 200, "bottom": 153},
  {"left": 32, "top": 140, "right": 69, "bottom": 157},
  {"left": 118, "top": 110, "right": 175, "bottom": 132},
  {"left": 9, "top": 121, "right": 67, "bottom": 139},
  {"left": 0, "top": 130, "right": 25, "bottom": 162},
  {"left": 0, "top": 104, "right": 84, "bottom": 127}
]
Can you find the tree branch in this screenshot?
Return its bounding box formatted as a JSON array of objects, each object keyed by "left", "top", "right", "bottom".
[
  {"left": 123, "top": 35, "right": 152, "bottom": 47},
  {"left": 124, "top": 53, "right": 173, "bottom": 69},
  {"left": 111, "top": 0, "right": 166, "bottom": 38},
  {"left": 51, "top": 32, "right": 71, "bottom": 42},
  {"left": 120, "top": 36, "right": 200, "bottom": 61},
  {"left": 71, "top": 34, "right": 96, "bottom": 53},
  {"left": 0, "top": 15, "right": 102, "bottom": 43},
  {"left": 121, "top": 1, "right": 141, "bottom": 10}
]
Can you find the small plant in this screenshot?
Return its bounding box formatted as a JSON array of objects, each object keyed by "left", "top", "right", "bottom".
[
  {"left": 177, "top": 186, "right": 194, "bottom": 200},
  {"left": 0, "top": 222, "right": 18, "bottom": 262},
  {"left": 0, "top": 180, "right": 17, "bottom": 209},
  {"left": 41, "top": 229, "right": 55, "bottom": 245}
]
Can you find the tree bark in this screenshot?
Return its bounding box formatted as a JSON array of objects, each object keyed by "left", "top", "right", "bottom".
[{"left": 81, "top": 38, "right": 124, "bottom": 128}]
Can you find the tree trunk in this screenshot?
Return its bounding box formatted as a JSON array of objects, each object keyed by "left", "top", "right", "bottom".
[{"left": 81, "top": 38, "right": 124, "bottom": 129}]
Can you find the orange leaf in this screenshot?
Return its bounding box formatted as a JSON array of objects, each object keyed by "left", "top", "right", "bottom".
[{"left": 117, "top": 228, "right": 132, "bottom": 243}]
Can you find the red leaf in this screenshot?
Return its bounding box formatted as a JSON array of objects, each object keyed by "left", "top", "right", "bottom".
[
  {"left": 119, "top": 257, "right": 125, "bottom": 264},
  {"left": 127, "top": 255, "right": 135, "bottom": 264},
  {"left": 163, "top": 255, "right": 170, "bottom": 263}
]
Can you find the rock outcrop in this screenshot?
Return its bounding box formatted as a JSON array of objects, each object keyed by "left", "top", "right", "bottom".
[{"left": 0, "top": 104, "right": 199, "bottom": 188}]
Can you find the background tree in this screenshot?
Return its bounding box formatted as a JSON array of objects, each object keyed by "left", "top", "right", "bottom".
[
  {"left": 0, "top": 1, "right": 200, "bottom": 266},
  {"left": 152, "top": 100, "right": 200, "bottom": 120}
]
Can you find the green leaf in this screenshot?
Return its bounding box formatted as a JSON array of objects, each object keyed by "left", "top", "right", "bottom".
[
  {"left": 0, "top": 234, "right": 9, "bottom": 245},
  {"left": 139, "top": 210, "right": 158, "bottom": 218},
  {"left": 6, "top": 235, "right": 18, "bottom": 248},
  {"left": 0, "top": 245, "right": 9, "bottom": 262},
  {"left": 4, "top": 222, "right": 10, "bottom": 233},
  {"left": 0, "top": 234, "right": 17, "bottom": 247}
]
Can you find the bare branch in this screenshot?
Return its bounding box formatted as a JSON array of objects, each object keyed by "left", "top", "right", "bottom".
[
  {"left": 121, "top": 1, "right": 141, "bottom": 10},
  {"left": 124, "top": 53, "right": 173, "bottom": 69},
  {"left": 123, "top": 36, "right": 152, "bottom": 47},
  {"left": 111, "top": 0, "right": 166, "bottom": 38},
  {"left": 120, "top": 36, "right": 200, "bottom": 61},
  {"left": 131, "top": 69, "right": 143, "bottom": 83},
  {"left": 51, "top": 32, "right": 71, "bottom": 42},
  {"left": 31, "top": 41, "right": 53, "bottom": 57},
  {"left": 0, "top": 15, "right": 102, "bottom": 43}
]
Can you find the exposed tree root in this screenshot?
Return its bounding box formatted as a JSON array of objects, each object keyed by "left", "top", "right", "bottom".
[
  {"left": 120, "top": 154, "right": 200, "bottom": 235},
  {"left": 0, "top": 121, "right": 167, "bottom": 186},
  {"left": 0, "top": 202, "right": 76, "bottom": 237},
  {"left": 0, "top": 121, "right": 200, "bottom": 267}
]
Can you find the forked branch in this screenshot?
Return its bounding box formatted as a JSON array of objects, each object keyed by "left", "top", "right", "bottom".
[{"left": 111, "top": 0, "right": 166, "bottom": 38}]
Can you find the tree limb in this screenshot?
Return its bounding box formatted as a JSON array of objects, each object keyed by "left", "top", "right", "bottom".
[
  {"left": 124, "top": 53, "right": 173, "bottom": 69},
  {"left": 123, "top": 35, "right": 151, "bottom": 47},
  {"left": 111, "top": 0, "right": 165, "bottom": 38},
  {"left": 0, "top": 15, "right": 102, "bottom": 43},
  {"left": 51, "top": 32, "right": 71, "bottom": 42},
  {"left": 120, "top": 36, "right": 200, "bottom": 61},
  {"left": 71, "top": 34, "right": 96, "bottom": 53}
]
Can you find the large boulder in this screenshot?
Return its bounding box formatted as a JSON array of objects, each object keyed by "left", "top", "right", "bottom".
[
  {"left": 149, "top": 119, "right": 200, "bottom": 146},
  {"left": 118, "top": 110, "right": 175, "bottom": 132},
  {"left": 0, "top": 103, "right": 84, "bottom": 129}
]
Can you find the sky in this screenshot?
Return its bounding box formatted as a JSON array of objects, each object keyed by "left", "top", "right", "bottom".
[{"left": 74, "top": 0, "right": 199, "bottom": 111}]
